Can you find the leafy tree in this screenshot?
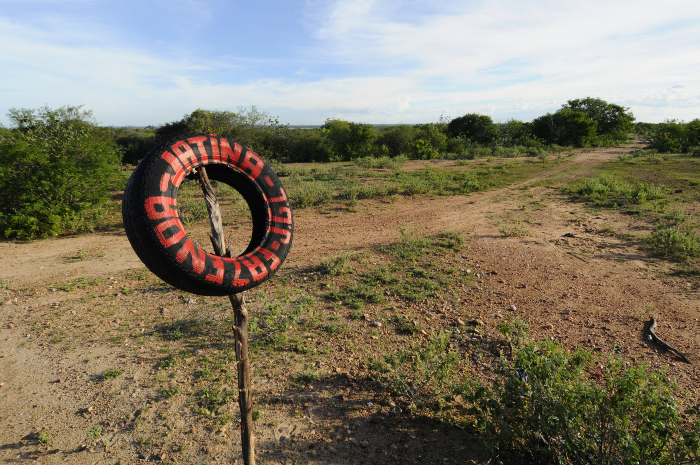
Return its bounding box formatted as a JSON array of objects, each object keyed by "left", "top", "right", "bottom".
[
  {"left": 375, "top": 125, "right": 416, "bottom": 157},
  {"left": 413, "top": 124, "right": 447, "bottom": 158},
  {"left": 446, "top": 114, "right": 499, "bottom": 145},
  {"left": 562, "top": 97, "right": 635, "bottom": 142},
  {"left": 498, "top": 119, "right": 534, "bottom": 146},
  {"left": 532, "top": 109, "right": 598, "bottom": 147},
  {"left": 321, "top": 119, "right": 375, "bottom": 160},
  {"left": 0, "top": 105, "right": 123, "bottom": 239}
]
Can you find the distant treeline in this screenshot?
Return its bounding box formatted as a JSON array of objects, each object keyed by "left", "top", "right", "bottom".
[{"left": 110, "top": 97, "right": 645, "bottom": 165}]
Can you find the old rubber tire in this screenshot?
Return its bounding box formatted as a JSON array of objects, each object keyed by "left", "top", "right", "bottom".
[{"left": 122, "top": 134, "right": 293, "bottom": 296}]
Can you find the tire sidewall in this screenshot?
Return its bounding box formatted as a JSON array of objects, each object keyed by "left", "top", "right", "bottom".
[{"left": 122, "top": 134, "right": 293, "bottom": 296}]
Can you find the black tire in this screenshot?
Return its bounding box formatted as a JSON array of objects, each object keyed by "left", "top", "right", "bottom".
[{"left": 122, "top": 134, "right": 293, "bottom": 296}]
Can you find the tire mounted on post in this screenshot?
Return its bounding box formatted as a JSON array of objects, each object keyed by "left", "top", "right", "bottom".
[{"left": 122, "top": 134, "right": 293, "bottom": 296}]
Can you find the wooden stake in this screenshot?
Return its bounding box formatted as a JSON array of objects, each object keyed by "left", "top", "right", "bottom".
[
  {"left": 197, "top": 166, "right": 256, "bottom": 465},
  {"left": 229, "top": 293, "right": 255, "bottom": 464}
]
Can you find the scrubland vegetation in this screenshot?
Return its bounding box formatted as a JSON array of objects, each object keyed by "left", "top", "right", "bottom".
[{"left": 2, "top": 98, "right": 700, "bottom": 463}]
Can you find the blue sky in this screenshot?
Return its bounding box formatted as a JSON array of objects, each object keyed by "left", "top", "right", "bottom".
[{"left": 1, "top": 0, "right": 699, "bottom": 126}]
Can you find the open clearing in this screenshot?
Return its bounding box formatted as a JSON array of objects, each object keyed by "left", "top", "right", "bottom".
[{"left": 1, "top": 142, "right": 699, "bottom": 464}]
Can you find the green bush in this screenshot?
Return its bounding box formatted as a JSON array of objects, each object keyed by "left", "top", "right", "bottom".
[
  {"left": 447, "top": 113, "right": 499, "bottom": 145},
  {"left": 0, "top": 106, "right": 123, "bottom": 239},
  {"left": 287, "top": 181, "right": 334, "bottom": 208},
  {"left": 563, "top": 97, "right": 635, "bottom": 143},
  {"left": 461, "top": 320, "right": 700, "bottom": 464},
  {"left": 533, "top": 109, "right": 598, "bottom": 147},
  {"left": 646, "top": 226, "right": 700, "bottom": 261}
]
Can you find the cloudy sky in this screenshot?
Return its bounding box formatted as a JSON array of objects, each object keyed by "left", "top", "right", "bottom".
[{"left": 1, "top": 0, "right": 699, "bottom": 126}]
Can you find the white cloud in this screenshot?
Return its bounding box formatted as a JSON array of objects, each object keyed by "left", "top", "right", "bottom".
[{"left": 1, "top": 1, "right": 700, "bottom": 125}]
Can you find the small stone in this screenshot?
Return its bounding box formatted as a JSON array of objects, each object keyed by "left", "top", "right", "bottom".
[
  {"left": 370, "top": 321, "right": 382, "bottom": 328},
  {"left": 87, "top": 406, "right": 95, "bottom": 413},
  {"left": 508, "top": 305, "right": 517, "bottom": 312},
  {"left": 362, "top": 313, "right": 370, "bottom": 320},
  {"left": 456, "top": 319, "right": 465, "bottom": 326},
  {"left": 543, "top": 324, "right": 554, "bottom": 330},
  {"left": 190, "top": 427, "right": 196, "bottom": 434},
  {"left": 420, "top": 330, "right": 428, "bottom": 336},
  {"left": 367, "top": 402, "right": 374, "bottom": 407},
  {"left": 349, "top": 438, "right": 356, "bottom": 445}
]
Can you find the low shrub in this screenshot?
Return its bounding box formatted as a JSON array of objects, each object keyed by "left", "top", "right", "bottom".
[
  {"left": 460, "top": 320, "right": 700, "bottom": 464},
  {"left": 646, "top": 226, "right": 700, "bottom": 261}
]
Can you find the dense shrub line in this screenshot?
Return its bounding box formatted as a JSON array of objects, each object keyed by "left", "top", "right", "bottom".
[
  {"left": 636, "top": 120, "right": 700, "bottom": 154},
  {"left": 112, "top": 97, "right": 634, "bottom": 165},
  {"left": 0, "top": 97, "right": 638, "bottom": 239}
]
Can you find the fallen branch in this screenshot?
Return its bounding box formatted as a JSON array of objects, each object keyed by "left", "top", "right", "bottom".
[{"left": 648, "top": 317, "right": 692, "bottom": 364}]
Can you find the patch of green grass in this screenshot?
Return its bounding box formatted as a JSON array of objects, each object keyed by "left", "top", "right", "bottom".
[
  {"left": 103, "top": 369, "right": 123, "bottom": 380},
  {"left": 159, "top": 356, "right": 178, "bottom": 369},
  {"left": 291, "top": 371, "right": 319, "bottom": 387},
  {"left": 391, "top": 315, "right": 423, "bottom": 335},
  {"left": 155, "top": 319, "right": 209, "bottom": 341},
  {"left": 499, "top": 221, "right": 531, "bottom": 237},
  {"left": 160, "top": 386, "right": 181, "bottom": 398},
  {"left": 87, "top": 426, "right": 102, "bottom": 440},
  {"left": 315, "top": 254, "right": 351, "bottom": 276}
]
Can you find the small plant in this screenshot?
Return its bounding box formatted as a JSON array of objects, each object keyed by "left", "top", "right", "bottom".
[
  {"left": 103, "top": 368, "right": 123, "bottom": 380},
  {"left": 87, "top": 426, "right": 102, "bottom": 440},
  {"left": 291, "top": 371, "right": 319, "bottom": 387},
  {"left": 252, "top": 409, "right": 262, "bottom": 421},
  {"left": 159, "top": 356, "right": 178, "bottom": 369},
  {"left": 369, "top": 332, "right": 459, "bottom": 404},
  {"left": 315, "top": 254, "right": 351, "bottom": 276},
  {"left": 37, "top": 430, "right": 51, "bottom": 445},
  {"left": 160, "top": 386, "right": 181, "bottom": 398},
  {"left": 499, "top": 221, "right": 530, "bottom": 237}
]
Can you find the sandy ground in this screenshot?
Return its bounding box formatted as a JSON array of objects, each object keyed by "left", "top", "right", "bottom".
[{"left": 1, "top": 145, "right": 699, "bottom": 464}]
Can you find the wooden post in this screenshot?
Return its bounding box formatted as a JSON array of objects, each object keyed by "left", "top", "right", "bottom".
[
  {"left": 197, "top": 167, "right": 256, "bottom": 465},
  {"left": 229, "top": 293, "right": 255, "bottom": 464}
]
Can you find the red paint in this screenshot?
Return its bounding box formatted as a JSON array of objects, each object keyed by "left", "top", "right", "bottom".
[
  {"left": 175, "top": 239, "right": 206, "bottom": 274},
  {"left": 154, "top": 218, "right": 186, "bottom": 248},
  {"left": 161, "top": 150, "right": 186, "bottom": 187},
  {"left": 162, "top": 151, "right": 180, "bottom": 173},
  {"left": 265, "top": 176, "right": 274, "bottom": 187},
  {"left": 171, "top": 140, "right": 196, "bottom": 172},
  {"left": 269, "top": 187, "right": 288, "bottom": 203},
  {"left": 206, "top": 254, "right": 224, "bottom": 283},
  {"left": 271, "top": 240, "right": 280, "bottom": 251},
  {"left": 271, "top": 206, "right": 292, "bottom": 224},
  {"left": 239, "top": 254, "right": 268, "bottom": 281},
  {"left": 267, "top": 226, "right": 291, "bottom": 244},
  {"left": 159, "top": 173, "right": 171, "bottom": 192},
  {"left": 210, "top": 137, "right": 220, "bottom": 163},
  {"left": 240, "top": 150, "right": 263, "bottom": 180},
  {"left": 255, "top": 246, "right": 280, "bottom": 270},
  {"left": 220, "top": 138, "right": 242, "bottom": 166},
  {"left": 187, "top": 136, "right": 209, "bottom": 164},
  {"left": 224, "top": 257, "right": 250, "bottom": 287},
  {"left": 145, "top": 196, "right": 178, "bottom": 220}
]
